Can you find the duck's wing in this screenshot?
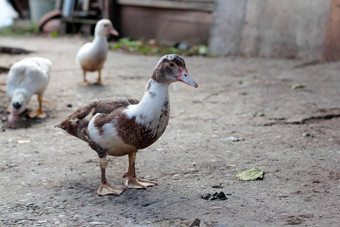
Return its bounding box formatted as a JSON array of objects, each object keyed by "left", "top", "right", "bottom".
[
  {"left": 76, "top": 42, "right": 92, "bottom": 64},
  {"left": 6, "top": 62, "right": 26, "bottom": 99},
  {"left": 57, "top": 98, "right": 139, "bottom": 142},
  {"left": 29, "top": 57, "right": 52, "bottom": 80},
  {"left": 93, "top": 98, "right": 139, "bottom": 115}
]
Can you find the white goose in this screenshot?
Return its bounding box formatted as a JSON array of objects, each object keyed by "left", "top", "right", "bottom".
[
  {"left": 58, "top": 54, "right": 198, "bottom": 196},
  {"left": 7, "top": 57, "right": 52, "bottom": 126},
  {"left": 76, "top": 19, "right": 119, "bottom": 85}
]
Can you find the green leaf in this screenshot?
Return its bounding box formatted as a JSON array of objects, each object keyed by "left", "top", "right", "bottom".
[
  {"left": 112, "top": 43, "right": 121, "bottom": 49},
  {"left": 291, "top": 83, "right": 306, "bottom": 89},
  {"left": 113, "top": 37, "right": 214, "bottom": 57},
  {"left": 118, "top": 37, "right": 131, "bottom": 45},
  {"left": 236, "top": 167, "right": 264, "bottom": 181},
  {"left": 138, "top": 45, "right": 152, "bottom": 55},
  {"left": 50, "top": 30, "right": 59, "bottom": 37},
  {"left": 198, "top": 45, "right": 208, "bottom": 55},
  {"left": 168, "top": 47, "right": 181, "bottom": 54}
]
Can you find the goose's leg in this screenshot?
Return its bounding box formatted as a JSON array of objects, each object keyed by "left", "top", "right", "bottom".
[
  {"left": 124, "top": 152, "right": 158, "bottom": 189},
  {"left": 82, "top": 70, "right": 89, "bottom": 85},
  {"left": 97, "top": 156, "right": 126, "bottom": 196},
  {"left": 96, "top": 69, "right": 104, "bottom": 85},
  {"left": 29, "top": 94, "right": 47, "bottom": 118}
]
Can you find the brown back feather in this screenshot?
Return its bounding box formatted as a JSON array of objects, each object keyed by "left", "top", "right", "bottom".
[{"left": 57, "top": 99, "right": 139, "bottom": 142}]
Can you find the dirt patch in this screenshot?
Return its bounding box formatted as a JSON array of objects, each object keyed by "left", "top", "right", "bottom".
[{"left": 0, "top": 36, "right": 339, "bottom": 226}]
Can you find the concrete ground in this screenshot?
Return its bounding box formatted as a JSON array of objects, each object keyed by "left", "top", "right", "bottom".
[{"left": 0, "top": 36, "right": 339, "bottom": 226}]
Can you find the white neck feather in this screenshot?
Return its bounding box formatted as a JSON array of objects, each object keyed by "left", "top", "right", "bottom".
[
  {"left": 92, "top": 35, "right": 108, "bottom": 51},
  {"left": 11, "top": 89, "right": 30, "bottom": 113},
  {"left": 124, "top": 79, "right": 170, "bottom": 129}
]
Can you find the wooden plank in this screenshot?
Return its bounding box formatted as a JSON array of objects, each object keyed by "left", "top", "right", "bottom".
[
  {"left": 117, "top": 0, "right": 215, "bottom": 12},
  {"left": 82, "top": 0, "right": 90, "bottom": 11},
  {"left": 120, "top": 6, "right": 211, "bottom": 45},
  {"left": 62, "top": 17, "right": 98, "bottom": 24},
  {"left": 103, "top": 0, "right": 112, "bottom": 19}
]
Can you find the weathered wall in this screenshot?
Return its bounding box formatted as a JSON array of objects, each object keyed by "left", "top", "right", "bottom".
[
  {"left": 208, "top": 0, "right": 248, "bottom": 56},
  {"left": 323, "top": 0, "right": 340, "bottom": 61},
  {"left": 118, "top": 0, "right": 215, "bottom": 46},
  {"left": 241, "top": 0, "right": 330, "bottom": 60},
  {"left": 209, "top": 0, "right": 332, "bottom": 60},
  {"left": 119, "top": 6, "right": 212, "bottom": 45}
]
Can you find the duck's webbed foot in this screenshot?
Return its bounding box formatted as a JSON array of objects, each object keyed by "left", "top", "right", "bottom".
[
  {"left": 97, "top": 156, "right": 126, "bottom": 196},
  {"left": 97, "top": 182, "right": 125, "bottom": 196},
  {"left": 28, "top": 109, "right": 47, "bottom": 119},
  {"left": 123, "top": 175, "right": 158, "bottom": 189},
  {"left": 94, "top": 79, "right": 105, "bottom": 86},
  {"left": 123, "top": 152, "right": 158, "bottom": 189}
]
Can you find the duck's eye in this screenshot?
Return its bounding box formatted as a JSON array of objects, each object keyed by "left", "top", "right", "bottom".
[
  {"left": 104, "top": 24, "right": 108, "bottom": 27},
  {"left": 169, "top": 62, "right": 175, "bottom": 67}
]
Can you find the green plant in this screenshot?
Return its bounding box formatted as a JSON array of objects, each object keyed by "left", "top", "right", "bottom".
[{"left": 111, "top": 38, "right": 210, "bottom": 57}]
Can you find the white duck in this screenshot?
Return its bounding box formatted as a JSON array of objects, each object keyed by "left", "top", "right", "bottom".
[
  {"left": 7, "top": 57, "right": 52, "bottom": 126},
  {"left": 76, "top": 19, "right": 119, "bottom": 85},
  {"left": 58, "top": 54, "right": 198, "bottom": 196}
]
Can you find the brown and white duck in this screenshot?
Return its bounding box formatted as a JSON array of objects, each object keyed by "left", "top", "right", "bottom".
[
  {"left": 58, "top": 54, "right": 198, "bottom": 196},
  {"left": 76, "top": 19, "right": 118, "bottom": 85}
]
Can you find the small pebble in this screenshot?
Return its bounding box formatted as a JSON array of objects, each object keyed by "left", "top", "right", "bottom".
[
  {"left": 226, "top": 136, "right": 245, "bottom": 142},
  {"left": 253, "top": 112, "right": 265, "bottom": 117},
  {"left": 89, "top": 221, "right": 107, "bottom": 225},
  {"left": 302, "top": 132, "right": 311, "bottom": 137},
  {"left": 202, "top": 191, "right": 228, "bottom": 200}
]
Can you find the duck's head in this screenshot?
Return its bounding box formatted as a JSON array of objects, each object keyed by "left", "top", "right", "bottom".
[
  {"left": 95, "top": 19, "right": 119, "bottom": 37},
  {"left": 152, "top": 54, "right": 198, "bottom": 88},
  {"left": 8, "top": 90, "right": 27, "bottom": 125}
]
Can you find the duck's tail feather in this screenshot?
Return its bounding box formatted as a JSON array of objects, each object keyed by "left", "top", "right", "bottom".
[{"left": 57, "top": 101, "right": 99, "bottom": 142}]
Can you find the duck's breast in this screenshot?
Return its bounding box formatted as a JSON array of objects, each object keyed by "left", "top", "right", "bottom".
[
  {"left": 115, "top": 111, "right": 165, "bottom": 150},
  {"left": 88, "top": 113, "right": 136, "bottom": 156},
  {"left": 77, "top": 42, "right": 108, "bottom": 72}
]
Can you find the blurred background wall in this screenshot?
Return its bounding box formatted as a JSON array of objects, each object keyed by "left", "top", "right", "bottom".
[
  {"left": 209, "top": 0, "right": 339, "bottom": 61},
  {"left": 5, "top": 0, "right": 340, "bottom": 61}
]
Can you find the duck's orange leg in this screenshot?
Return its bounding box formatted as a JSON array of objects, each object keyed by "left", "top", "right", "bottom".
[
  {"left": 95, "top": 70, "right": 104, "bottom": 85},
  {"left": 29, "top": 94, "right": 47, "bottom": 119},
  {"left": 82, "top": 70, "right": 89, "bottom": 85}
]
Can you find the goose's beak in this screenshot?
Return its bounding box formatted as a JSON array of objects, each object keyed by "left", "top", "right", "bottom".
[{"left": 176, "top": 67, "right": 198, "bottom": 88}]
